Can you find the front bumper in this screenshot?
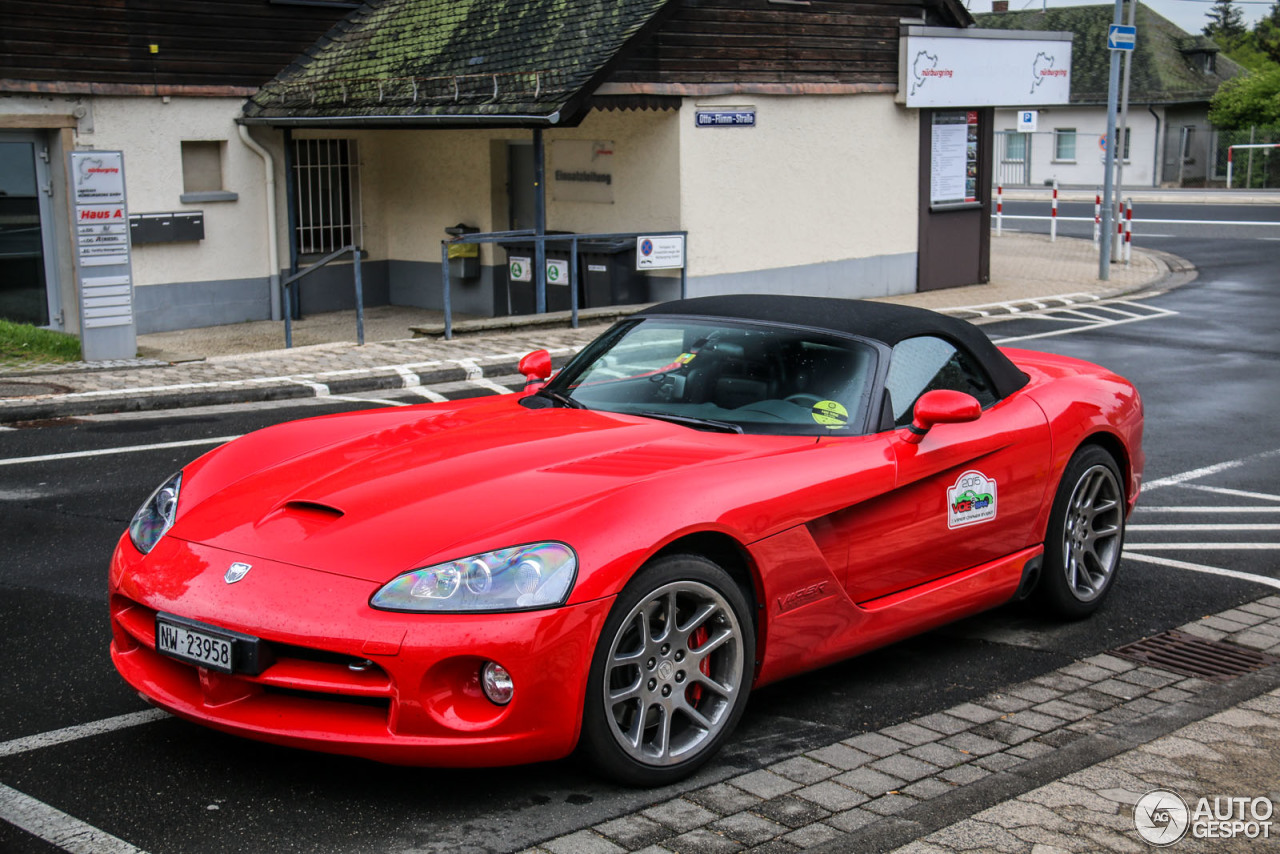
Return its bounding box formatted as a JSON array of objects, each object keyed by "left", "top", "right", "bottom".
[{"left": 109, "top": 536, "right": 612, "bottom": 766}]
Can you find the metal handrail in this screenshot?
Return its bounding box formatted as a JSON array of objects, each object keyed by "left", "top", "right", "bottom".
[
  {"left": 439, "top": 230, "right": 688, "bottom": 340},
  {"left": 281, "top": 244, "right": 364, "bottom": 348}
]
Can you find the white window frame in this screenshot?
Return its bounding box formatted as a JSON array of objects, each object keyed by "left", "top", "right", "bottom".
[{"left": 1053, "top": 128, "right": 1077, "bottom": 163}]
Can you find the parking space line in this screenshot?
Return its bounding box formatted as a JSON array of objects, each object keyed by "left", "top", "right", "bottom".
[
  {"left": 0, "top": 783, "right": 149, "bottom": 853},
  {"left": 1181, "top": 484, "right": 1280, "bottom": 503},
  {"left": 1143, "top": 447, "right": 1280, "bottom": 491},
  {"left": 1124, "top": 553, "right": 1280, "bottom": 591},
  {"left": 1123, "top": 543, "right": 1280, "bottom": 550},
  {"left": 0, "top": 436, "right": 239, "bottom": 467},
  {"left": 0, "top": 710, "right": 168, "bottom": 759},
  {"left": 1136, "top": 506, "right": 1280, "bottom": 513},
  {"left": 326, "top": 395, "right": 409, "bottom": 407},
  {"left": 1127, "top": 523, "right": 1280, "bottom": 532}
]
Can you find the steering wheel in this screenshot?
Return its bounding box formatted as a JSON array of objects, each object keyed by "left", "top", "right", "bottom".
[{"left": 784, "top": 393, "right": 825, "bottom": 408}]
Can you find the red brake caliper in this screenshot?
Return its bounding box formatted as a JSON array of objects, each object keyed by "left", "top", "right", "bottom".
[{"left": 685, "top": 626, "right": 711, "bottom": 707}]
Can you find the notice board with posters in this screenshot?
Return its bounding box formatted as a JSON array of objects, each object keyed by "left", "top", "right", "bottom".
[{"left": 929, "top": 110, "right": 980, "bottom": 209}]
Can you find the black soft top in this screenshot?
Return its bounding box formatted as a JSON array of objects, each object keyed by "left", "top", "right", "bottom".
[{"left": 640, "top": 295, "right": 1029, "bottom": 398}]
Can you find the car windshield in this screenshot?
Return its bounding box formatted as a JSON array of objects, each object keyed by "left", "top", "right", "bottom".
[{"left": 545, "top": 317, "right": 878, "bottom": 436}]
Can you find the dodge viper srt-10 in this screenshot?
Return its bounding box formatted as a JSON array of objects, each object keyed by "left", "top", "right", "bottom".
[{"left": 110, "top": 295, "right": 1144, "bottom": 785}]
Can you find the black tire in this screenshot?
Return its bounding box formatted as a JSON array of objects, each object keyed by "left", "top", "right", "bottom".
[
  {"left": 580, "top": 554, "right": 755, "bottom": 787},
  {"left": 1036, "top": 444, "right": 1126, "bottom": 619}
]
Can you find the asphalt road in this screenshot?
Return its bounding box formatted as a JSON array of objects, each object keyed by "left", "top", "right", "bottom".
[{"left": 1, "top": 219, "right": 1278, "bottom": 853}]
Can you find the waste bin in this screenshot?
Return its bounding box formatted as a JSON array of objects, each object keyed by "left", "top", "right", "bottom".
[
  {"left": 503, "top": 233, "right": 578, "bottom": 315},
  {"left": 579, "top": 238, "right": 649, "bottom": 308}
]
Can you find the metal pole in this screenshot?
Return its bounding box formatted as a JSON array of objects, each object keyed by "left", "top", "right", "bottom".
[
  {"left": 1124, "top": 198, "right": 1133, "bottom": 264},
  {"left": 441, "top": 241, "right": 453, "bottom": 340},
  {"left": 353, "top": 249, "right": 364, "bottom": 345},
  {"left": 1099, "top": 0, "right": 1124, "bottom": 281},
  {"left": 283, "top": 128, "right": 301, "bottom": 321},
  {"left": 1227, "top": 146, "right": 1233, "bottom": 189},
  {"left": 283, "top": 282, "right": 293, "bottom": 348},
  {"left": 570, "top": 235, "right": 579, "bottom": 329},
  {"left": 680, "top": 232, "right": 688, "bottom": 299},
  {"left": 1093, "top": 188, "right": 1101, "bottom": 245},
  {"left": 1050, "top": 179, "right": 1058, "bottom": 242},
  {"left": 533, "top": 128, "right": 547, "bottom": 314},
  {"left": 995, "top": 185, "right": 1003, "bottom": 236},
  {"left": 1113, "top": 0, "right": 1137, "bottom": 262}
]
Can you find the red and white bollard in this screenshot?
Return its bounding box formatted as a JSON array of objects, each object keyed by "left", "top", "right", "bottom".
[
  {"left": 1124, "top": 198, "right": 1133, "bottom": 264},
  {"left": 1050, "top": 179, "right": 1059, "bottom": 242},
  {"left": 996, "top": 185, "right": 1003, "bottom": 237},
  {"left": 1093, "top": 189, "right": 1101, "bottom": 246}
]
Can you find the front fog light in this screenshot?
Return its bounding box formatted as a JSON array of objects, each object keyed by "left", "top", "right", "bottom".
[{"left": 481, "top": 661, "right": 514, "bottom": 705}]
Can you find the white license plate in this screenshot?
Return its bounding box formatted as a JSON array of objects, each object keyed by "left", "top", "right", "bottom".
[{"left": 156, "top": 617, "right": 235, "bottom": 673}]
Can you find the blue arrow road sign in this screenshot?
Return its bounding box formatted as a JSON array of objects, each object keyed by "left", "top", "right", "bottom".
[{"left": 1108, "top": 25, "right": 1137, "bottom": 50}]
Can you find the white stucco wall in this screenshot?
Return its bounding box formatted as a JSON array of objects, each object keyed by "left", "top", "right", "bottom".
[
  {"left": 993, "top": 105, "right": 1165, "bottom": 188},
  {"left": 80, "top": 96, "right": 272, "bottom": 287},
  {"left": 677, "top": 94, "right": 919, "bottom": 281}
]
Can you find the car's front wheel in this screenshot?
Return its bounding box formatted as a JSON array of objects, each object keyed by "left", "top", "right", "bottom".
[
  {"left": 580, "top": 554, "right": 754, "bottom": 786},
  {"left": 1036, "top": 444, "right": 1126, "bottom": 619}
]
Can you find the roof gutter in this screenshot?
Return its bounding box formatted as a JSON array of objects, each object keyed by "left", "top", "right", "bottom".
[{"left": 238, "top": 110, "right": 562, "bottom": 129}]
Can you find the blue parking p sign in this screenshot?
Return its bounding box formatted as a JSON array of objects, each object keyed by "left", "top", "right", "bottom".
[{"left": 1108, "top": 25, "right": 1136, "bottom": 51}]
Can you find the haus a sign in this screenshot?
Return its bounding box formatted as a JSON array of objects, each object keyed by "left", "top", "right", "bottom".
[{"left": 900, "top": 26, "right": 1073, "bottom": 108}]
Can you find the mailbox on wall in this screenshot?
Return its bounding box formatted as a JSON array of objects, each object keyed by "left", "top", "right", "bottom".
[{"left": 129, "top": 212, "right": 205, "bottom": 244}]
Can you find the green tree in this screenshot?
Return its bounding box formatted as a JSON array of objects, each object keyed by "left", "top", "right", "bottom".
[
  {"left": 1205, "top": 0, "right": 1248, "bottom": 48},
  {"left": 1208, "top": 65, "right": 1280, "bottom": 127},
  {"left": 1255, "top": 1, "right": 1280, "bottom": 64}
]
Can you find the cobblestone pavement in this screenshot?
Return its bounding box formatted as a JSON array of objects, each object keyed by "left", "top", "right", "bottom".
[
  {"left": 0, "top": 234, "right": 1188, "bottom": 423},
  {"left": 514, "top": 597, "right": 1280, "bottom": 854}
]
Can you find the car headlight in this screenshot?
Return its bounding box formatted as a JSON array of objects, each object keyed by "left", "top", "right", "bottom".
[
  {"left": 129, "top": 472, "right": 182, "bottom": 554},
  {"left": 370, "top": 543, "right": 577, "bottom": 613}
]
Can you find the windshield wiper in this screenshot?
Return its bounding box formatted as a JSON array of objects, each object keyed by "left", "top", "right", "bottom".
[
  {"left": 534, "top": 387, "right": 586, "bottom": 409},
  {"left": 634, "top": 411, "right": 743, "bottom": 434}
]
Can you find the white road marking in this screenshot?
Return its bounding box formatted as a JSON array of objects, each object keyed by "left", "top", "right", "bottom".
[
  {"left": 1181, "top": 484, "right": 1280, "bottom": 503},
  {"left": 0, "top": 784, "right": 149, "bottom": 854},
  {"left": 1124, "top": 553, "right": 1280, "bottom": 591},
  {"left": 0, "top": 710, "right": 168, "bottom": 758},
  {"left": 457, "top": 358, "right": 518, "bottom": 396},
  {"left": 0, "top": 436, "right": 239, "bottom": 467},
  {"left": 1143, "top": 448, "right": 1280, "bottom": 492},
  {"left": 326, "top": 395, "right": 408, "bottom": 407},
  {"left": 1136, "top": 506, "right": 1280, "bottom": 514},
  {"left": 406, "top": 386, "right": 448, "bottom": 402},
  {"left": 1127, "top": 523, "right": 1280, "bottom": 532},
  {"left": 1123, "top": 543, "right": 1280, "bottom": 550},
  {"left": 990, "top": 306, "right": 1177, "bottom": 344},
  {"left": 292, "top": 379, "right": 330, "bottom": 396}
]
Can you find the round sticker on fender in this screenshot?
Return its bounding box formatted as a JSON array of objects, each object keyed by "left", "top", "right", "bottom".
[{"left": 947, "top": 470, "right": 998, "bottom": 529}]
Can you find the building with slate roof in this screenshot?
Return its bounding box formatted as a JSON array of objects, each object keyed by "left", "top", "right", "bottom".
[
  {"left": 976, "top": 3, "right": 1245, "bottom": 188},
  {"left": 2, "top": 0, "right": 1076, "bottom": 336}
]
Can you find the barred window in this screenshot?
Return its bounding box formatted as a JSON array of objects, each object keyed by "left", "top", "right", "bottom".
[{"left": 292, "top": 139, "right": 362, "bottom": 255}]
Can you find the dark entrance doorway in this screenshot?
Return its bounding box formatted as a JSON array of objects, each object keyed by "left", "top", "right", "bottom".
[{"left": 0, "top": 132, "right": 57, "bottom": 326}]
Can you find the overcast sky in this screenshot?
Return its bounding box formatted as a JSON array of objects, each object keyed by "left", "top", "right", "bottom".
[{"left": 965, "top": 0, "right": 1274, "bottom": 36}]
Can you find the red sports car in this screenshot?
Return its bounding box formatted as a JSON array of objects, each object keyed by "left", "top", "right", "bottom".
[{"left": 109, "top": 295, "right": 1143, "bottom": 785}]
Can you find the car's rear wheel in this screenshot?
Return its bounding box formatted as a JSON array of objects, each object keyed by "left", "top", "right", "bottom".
[
  {"left": 580, "top": 554, "right": 754, "bottom": 786},
  {"left": 1037, "top": 444, "right": 1126, "bottom": 619}
]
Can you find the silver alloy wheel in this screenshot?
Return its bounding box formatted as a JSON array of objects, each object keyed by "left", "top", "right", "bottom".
[
  {"left": 1061, "top": 463, "right": 1124, "bottom": 602},
  {"left": 602, "top": 580, "right": 744, "bottom": 767}
]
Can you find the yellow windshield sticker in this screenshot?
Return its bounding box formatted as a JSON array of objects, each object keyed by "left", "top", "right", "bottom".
[
  {"left": 811, "top": 400, "right": 849, "bottom": 428},
  {"left": 675, "top": 352, "right": 696, "bottom": 365}
]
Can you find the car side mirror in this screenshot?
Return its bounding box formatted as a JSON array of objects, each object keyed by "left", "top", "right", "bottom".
[
  {"left": 518, "top": 349, "right": 552, "bottom": 391},
  {"left": 902, "top": 389, "right": 981, "bottom": 444}
]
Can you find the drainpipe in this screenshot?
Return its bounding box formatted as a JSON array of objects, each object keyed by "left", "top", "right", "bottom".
[
  {"left": 1147, "top": 105, "right": 1161, "bottom": 187},
  {"left": 237, "top": 124, "right": 282, "bottom": 321}
]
